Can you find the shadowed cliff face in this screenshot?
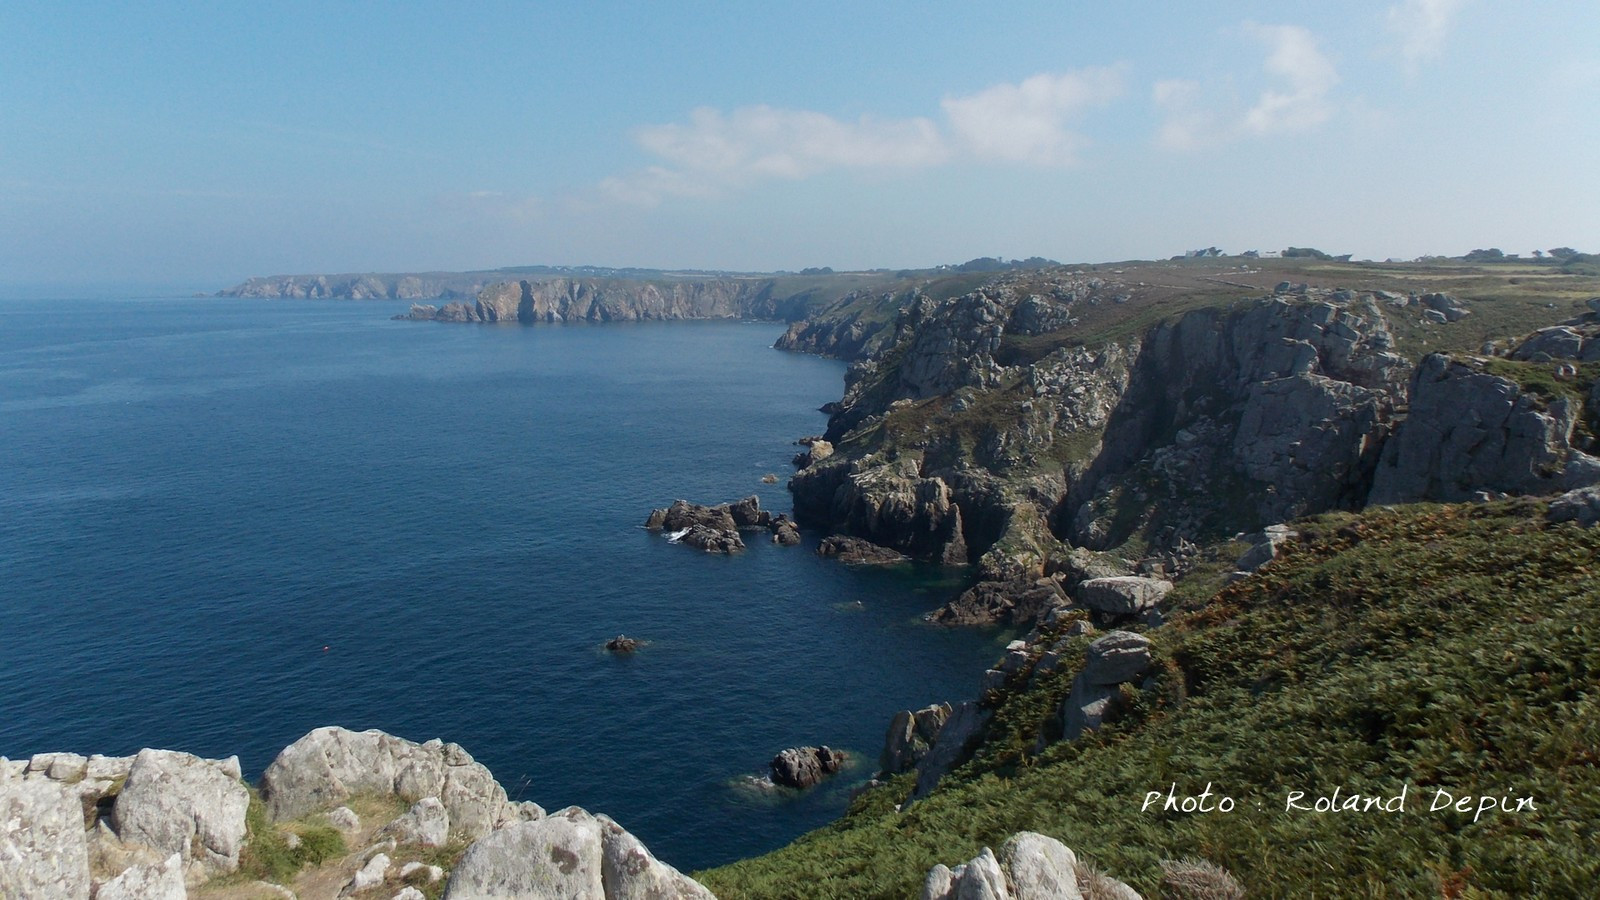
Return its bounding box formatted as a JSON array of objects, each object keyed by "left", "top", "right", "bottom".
[{"left": 786, "top": 268, "right": 1600, "bottom": 579}]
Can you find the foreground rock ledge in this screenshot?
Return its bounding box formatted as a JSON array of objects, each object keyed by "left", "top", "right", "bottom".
[{"left": 1, "top": 726, "right": 717, "bottom": 900}]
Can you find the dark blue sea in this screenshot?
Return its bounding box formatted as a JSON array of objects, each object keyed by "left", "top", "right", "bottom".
[{"left": 0, "top": 296, "right": 1002, "bottom": 871}]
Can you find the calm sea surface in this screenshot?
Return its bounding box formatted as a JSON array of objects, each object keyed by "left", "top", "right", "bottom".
[{"left": 0, "top": 296, "right": 1002, "bottom": 870}]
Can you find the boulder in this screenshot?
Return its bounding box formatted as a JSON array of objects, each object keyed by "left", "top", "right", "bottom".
[
  {"left": 387, "top": 797, "right": 450, "bottom": 847},
  {"left": 111, "top": 749, "right": 250, "bottom": 877},
  {"left": 1080, "top": 632, "right": 1153, "bottom": 685},
  {"left": 327, "top": 806, "right": 360, "bottom": 831},
  {"left": 816, "top": 535, "right": 906, "bottom": 564},
  {"left": 0, "top": 768, "right": 91, "bottom": 900},
  {"left": 930, "top": 577, "right": 1070, "bottom": 626},
  {"left": 95, "top": 853, "right": 185, "bottom": 900},
  {"left": 924, "top": 832, "right": 1109, "bottom": 900},
  {"left": 1421, "top": 292, "right": 1470, "bottom": 321},
  {"left": 258, "top": 727, "right": 511, "bottom": 841},
  {"left": 793, "top": 440, "right": 834, "bottom": 468},
  {"left": 769, "top": 747, "right": 847, "bottom": 789},
  {"left": 444, "top": 807, "right": 714, "bottom": 900},
  {"left": 881, "top": 703, "right": 953, "bottom": 775},
  {"left": 345, "top": 852, "right": 391, "bottom": 895},
  {"left": 1235, "top": 524, "right": 1298, "bottom": 571},
  {"left": 1511, "top": 326, "right": 1585, "bottom": 361},
  {"left": 1075, "top": 577, "right": 1173, "bottom": 616},
  {"left": 1549, "top": 485, "right": 1600, "bottom": 527},
  {"left": 1060, "top": 632, "right": 1154, "bottom": 742}
]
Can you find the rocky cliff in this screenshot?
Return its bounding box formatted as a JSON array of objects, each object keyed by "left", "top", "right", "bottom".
[
  {"left": 403, "top": 277, "right": 786, "bottom": 324},
  {"left": 223, "top": 272, "right": 508, "bottom": 301},
  {"left": 1, "top": 727, "right": 714, "bottom": 900},
  {"left": 785, "top": 262, "right": 1600, "bottom": 604}
]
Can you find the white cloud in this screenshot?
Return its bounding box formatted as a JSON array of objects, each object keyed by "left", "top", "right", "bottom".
[
  {"left": 1154, "top": 23, "right": 1338, "bottom": 149},
  {"left": 595, "top": 105, "right": 947, "bottom": 206},
  {"left": 1241, "top": 23, "right": 1339, "bottom": 134},
  {"left": 940, "top": 67, "right": 1124, "bottom": 166},
  {"left": 589, "top": 67, "right": 1122, "bottom": 207},
  {"left": 1386, "top": 0, "right": 1467, "bottom": 68}
]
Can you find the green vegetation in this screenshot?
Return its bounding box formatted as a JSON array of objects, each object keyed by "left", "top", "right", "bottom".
[
  {"left": 700, "top": 502, "right": 1600, "bottom": 898},
  {"left": 235, "top": 792, "right": 348, "bottom": 884}
]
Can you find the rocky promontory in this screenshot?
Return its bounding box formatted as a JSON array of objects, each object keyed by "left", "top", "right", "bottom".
[{"left": 1, "top": 726, "right": 715, "bottom": 900}]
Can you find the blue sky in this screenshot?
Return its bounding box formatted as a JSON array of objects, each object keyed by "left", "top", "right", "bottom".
[{"left": 2, "top": 1, "right": 1597, "bottom": 290}]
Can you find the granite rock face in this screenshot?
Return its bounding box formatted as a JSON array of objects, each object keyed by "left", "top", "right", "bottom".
[
  {"left": 258, "top": 726, "right": 513, "bottom": 840},
  {"left": 0, "top": 767, "right": 92, "bottom": 900},
  {"left": 111, "top": 749, "right": 250, "bottom": 877},
  {"left": 1369, "top": 354, "right": 1600, "bottom": 503},
  {"left": 444, "top": 806, "right": 714, "bottom": 900}
]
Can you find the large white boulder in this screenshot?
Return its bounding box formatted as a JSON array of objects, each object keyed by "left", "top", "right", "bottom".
[
  {"left": 1076, "top": 577, "right": 1172, "bottom": 615},
  {"left": 258, "top": 727, "right": 511, "bottom": 840},
  {"left": 925, "top": 832, "right": 1140, "bottom": 900},
  {"left": 110, "top": 749, "right": 249, "bottom": 878},
  {"left": 444, "top": 806, "right": 714, "bottom": 900}
]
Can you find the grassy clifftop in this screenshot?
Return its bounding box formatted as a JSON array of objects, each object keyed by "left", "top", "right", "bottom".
[{"left": 700, "top": 500, "right": 1600, "bottom": 898}]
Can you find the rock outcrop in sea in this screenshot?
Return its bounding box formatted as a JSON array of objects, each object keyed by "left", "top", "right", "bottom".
[{"left": 1, "top": 727, "right": 715, "bottom": 900}]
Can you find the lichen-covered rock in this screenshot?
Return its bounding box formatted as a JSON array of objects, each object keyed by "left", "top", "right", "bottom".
[
  {"left": 258, "top": 727, "right": 511, "bottom": 840},
  {"left": 444, "top": 807, "right": 714, "bottom": 900},
  {"left": 598, "top": 814, "right": 717, "bottom": 900},
  {"left": 95, "top": 852, "right": 186, "bottom": 900},
  {"left": 0, "top": 767, "right": 91, "bottom": 900},
  {"left": 1076, "top": 577, "right": 1172, "bottom": 616},
  {"left": 111, "top": 749, "right": 249, "bottom": 877}
]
